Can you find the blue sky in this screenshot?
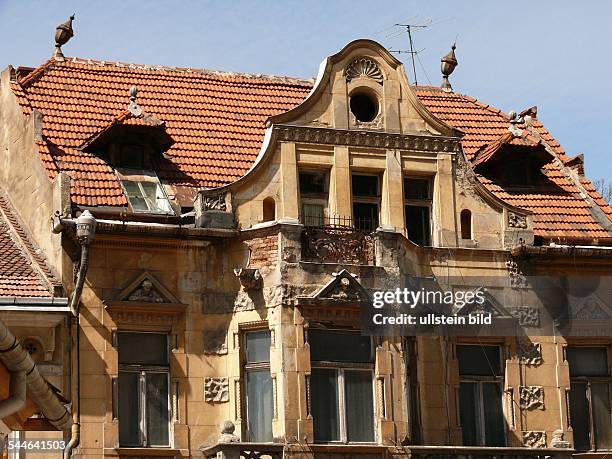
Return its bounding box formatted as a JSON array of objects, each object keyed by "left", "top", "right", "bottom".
[{"left": 1, "top": 0, "right": 610, "bottom": 183}]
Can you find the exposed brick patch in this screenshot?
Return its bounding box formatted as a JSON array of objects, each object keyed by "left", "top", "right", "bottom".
[{"left": 244, "top": 234, "right": 278, "bottom": 275}]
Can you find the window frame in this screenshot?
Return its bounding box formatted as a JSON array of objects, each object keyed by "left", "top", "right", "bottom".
[
  {"left": 309, "top": 329, "right": 377, "bottom": 444},
  {"left": 299, "top": 169, "right": 330, "bottom": 226},
  {"left": 567, "top": 345, "right": 612, "bottom": 451},
  {"left": 404, "top": 176, "right": 434, "bottom": 246},
  {"left": 351, "top": 173, "right": 381, "bottom": 232},
  {"left": 457, "top": 344, "right": 506, "bottom": 447},
  {"left": 242, "top": 329, "right": 274, "bottom": 443},
  {"left": 116, "top": 168, "right": 175, "bottom": 216},
  {"left": 117, "top": 331, "right": 171, "bottom": 448}
]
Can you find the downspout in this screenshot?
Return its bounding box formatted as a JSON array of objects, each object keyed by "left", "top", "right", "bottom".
[
  {"left": 0, "top": 370, "right": 25, "bottom": 419},
  {"left": 0, "top": 318, "right": 72, "bottom": 430},
  {"left": 53, "top": 210, "right": 96, "bottom": 458}
]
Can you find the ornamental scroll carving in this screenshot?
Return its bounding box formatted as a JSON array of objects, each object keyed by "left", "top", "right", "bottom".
[
  {"left": 508, "top": 212, "right": 528, "bottom": 228},
  {"left": 519, "top": 385, "right": 544, "bottom": 410},
  {"left": 523, "top": 431, "right": 546, "bottom": 448},
  {"left": 345, "top": 58, "right": 383, "bottom": 84},
  {"left": 204, "top": 377, "right": 229, "bottom": 403}
]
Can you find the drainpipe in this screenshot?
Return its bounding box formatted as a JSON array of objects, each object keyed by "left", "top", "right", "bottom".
[
  {"left": 0, "top": 370, "right": 25, "bottom": 419},
  {"left": 0, "top": 318, "right": 71, "bottom": 430},
  {"left": 53, "top": 210, "right": 96, "bottom": 458}
]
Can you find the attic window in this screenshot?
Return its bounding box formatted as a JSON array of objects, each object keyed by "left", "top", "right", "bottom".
[
  {"left": 350, "top": 92, "right": 378, "bottom": 122},
  {"left": 117, "top": 169, "right": 173, "bottom": 215}
]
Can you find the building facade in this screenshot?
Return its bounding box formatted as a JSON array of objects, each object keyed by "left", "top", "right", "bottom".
[{"left": 0, "top": 31, "right": 611, "bottom": 459}]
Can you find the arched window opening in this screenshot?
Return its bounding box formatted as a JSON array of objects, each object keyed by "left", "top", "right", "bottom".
[
  {"left": 263, "top": 197, "right": 276, "bottom": 222},
  {"left": 461, "top": 209, "right": 472, "bottom": 240}
]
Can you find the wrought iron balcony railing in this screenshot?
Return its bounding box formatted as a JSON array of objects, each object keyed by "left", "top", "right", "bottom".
[{"left": 301, "top": 215, "right": 376, "bottom": 265}]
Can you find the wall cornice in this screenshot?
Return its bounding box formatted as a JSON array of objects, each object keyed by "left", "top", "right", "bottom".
[{"left": 275, "top": 125, "right": 461, "bottom": 154}]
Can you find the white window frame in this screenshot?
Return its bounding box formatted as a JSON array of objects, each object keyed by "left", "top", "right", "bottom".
[{"left": 116, "top": 168, "right": 174, "bottom": 215}]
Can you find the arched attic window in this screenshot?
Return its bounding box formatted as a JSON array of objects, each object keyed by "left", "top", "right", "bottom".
[
  {"left": 460, "top": 209, "right": 472, "bottom": 240},
  {"left": 263, "top": 197, "right": 276, "bottom": 222}
]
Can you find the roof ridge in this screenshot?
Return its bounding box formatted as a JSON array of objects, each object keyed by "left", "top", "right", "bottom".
[
  {"left": 0, "top": 193, "right": 62, "bottom": 294},
  {"left": 55, "top": 56, "right": 317, "bottom": 86},
  {"left": 17, "top": 57, "right": 59, "bottom": 88}
]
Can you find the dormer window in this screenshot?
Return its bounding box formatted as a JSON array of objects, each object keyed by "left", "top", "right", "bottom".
[
  {"left": 117, "top": 169, "right": 173, "bottom": 215},
  {"left": 79, "top": 87, "right": 177, "bottom": 216}
]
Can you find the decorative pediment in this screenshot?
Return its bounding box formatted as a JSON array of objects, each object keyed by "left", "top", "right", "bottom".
[
  {"left": 116, "top": 271, "right": 180, "bottom": 304},
  {"left": 297, "top": 269, "right": 371, "bottom": 307},
  {"left": 106, "top": 272, "right": 186, "bottom": 323},
  {"left": 454, "top": 288, "right": 513, "bottom": 318},
  {"left": 572, "top": 296, "right": 612, "bottom": 319}
]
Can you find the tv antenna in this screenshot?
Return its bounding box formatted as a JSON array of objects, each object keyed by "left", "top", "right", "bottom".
[{"left": 388, "top": 21, "right": 431, "bottom": 85}]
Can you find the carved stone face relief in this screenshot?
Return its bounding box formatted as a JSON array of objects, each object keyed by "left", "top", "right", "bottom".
[{"left": 128, "top": 280, "right": 165, "bottom": 303}]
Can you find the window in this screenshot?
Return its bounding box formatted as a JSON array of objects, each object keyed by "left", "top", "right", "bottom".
[
  {"left": 118, "top": 145, "right": 146, "bottom": 169},
  {"left": 244, "top": 330, "right": 273, "bottom": 442},
  {"left": 117, "top": 169, "right": 173, "bottom": 215},
  {"left": 457, "top": 344, "right": 506, "bottom": 446},
  {"left": 352, "top": 174, "right": 380, "bottom": 232},
  {"left": 460, "top": 209, "right": 472, "bottom": 240},
  {"left": 404, "top": 177, "right": 433, "bottom": 246},
  {"left": 299, "top": 171, "right": 329, "bottom": 226},
  {"left": 350, "top": 92, "right": 379, "bottom": 123},
  {"left": 263, "top": 197, "right": 276, "bottom": 222},
  {"left": 309, "top": 329, "right": 375, "bottom": 443},
  {"left": 567, "top": 346, "right": 612, "bottom": 451},
  {"left": 118, "top": 332, "right": 170, "bottom": 447}
]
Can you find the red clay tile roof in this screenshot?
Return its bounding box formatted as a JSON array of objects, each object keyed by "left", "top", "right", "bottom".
[
  {"left": 11, "top": 57, "right": 313, "bottom": 207},
  {"left": 415, "top": 86, "right": 612, "bottom": 242},
  {"left": 9, "top": 58, "right": 611, "bottom": 243},
  {"left": 0, "top": 194, "right": 60, "bottom": 298}
]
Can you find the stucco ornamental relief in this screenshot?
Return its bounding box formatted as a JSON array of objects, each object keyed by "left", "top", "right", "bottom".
[
  {"left": 128, "top": 279, "right": 165, "bottom": 303},
  {"left": 203, "top": 329, "right": 228, "bottom": 355},
  {"left": 205, "top": 377, "right": 230, "bottom": 403},
  {"left": 519, "top": 385, "right": 544, "bottom": 410},
  {"left": 508, "top": 212, "right": 528, "bottom": 229},
  {"left": 523, "top": 431, "right": 546, "bottom": 448},
  {"left": 518, "top": 340, "right": 542, "bottom": 365},
  {"left": 509, "top": 306, "right": 540, "bottom": 328},
  {"left": 344, "top": 57, "right": 384, "bottom": 84}
]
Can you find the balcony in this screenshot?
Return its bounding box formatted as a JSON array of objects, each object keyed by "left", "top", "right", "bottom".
[
  {"left": 301, "top": 215, "right": 376, "bottom": 265},
  {"left": 201, "top": 443, "right": 575, "bottom": 459}
]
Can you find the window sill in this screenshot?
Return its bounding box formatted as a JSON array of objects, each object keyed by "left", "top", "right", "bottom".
[{"left": 105, "top": 447, "right": 189, "bottom": 458}]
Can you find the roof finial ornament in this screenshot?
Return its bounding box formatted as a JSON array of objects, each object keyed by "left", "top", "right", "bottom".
[
  {"left": 127, "top": 86, "right": 142, "bottom": 116},
  {"left": 54, "top": 14, "right": 75, "bottom": 62},
  {"left": 440, "top": 42, "right": 458, "bottom": 92}
]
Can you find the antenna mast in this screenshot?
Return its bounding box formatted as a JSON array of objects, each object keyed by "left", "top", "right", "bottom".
[{"left": 389, "top": 21, "right": 430, "bottom": 85}]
